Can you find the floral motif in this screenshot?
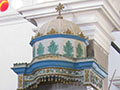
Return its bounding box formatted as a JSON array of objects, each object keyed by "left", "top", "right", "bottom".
[
  {"left": 37, "top": 43, "right": 44, "bottom": 56},
  {"left": 64, "top": 40, "right": 73, "bottom": 58},
  {"left": 48, "top": 40, "right": 58, "bottom": 54},
  {"left": 76, "top": 43, "right": 83, "bottom": 58}
]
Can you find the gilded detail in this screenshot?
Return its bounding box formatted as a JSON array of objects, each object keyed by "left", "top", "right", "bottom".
[
  {"left": 78, "top": 32, "right": 88, "bottom": 40},
  {"left": 23, "top": 69, "right": 103, "bottom": 90},
  {"left": 78, "top": 32, "right": 85, "bottom": 38},
  {"left": 56, "top": 3, "right": 64, "bottom": 19},
  {"left": 31, "top": 32, "right": 43, "bottom": 40},
  {"left": 90, "top": 71, "right": 103, "bottom": 89},
  {"left": 47, "top": 28, "right": 58, "bottom": 35},
  {"left": 18, "top": 76, "right": 23, "bottom": 87},
  {"left": 85, "top": 70, "right": 89, "bottom": 82},
  {"left": 36, "top": 32, "right": 43, "bottom": 37},
  {"left": 63, "top": 29, "right": 73, "bottom": 35}
]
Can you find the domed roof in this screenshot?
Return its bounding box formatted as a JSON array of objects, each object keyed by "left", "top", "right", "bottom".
[{"left": 37, "top": 19, "right": 82, "bottom": 36}]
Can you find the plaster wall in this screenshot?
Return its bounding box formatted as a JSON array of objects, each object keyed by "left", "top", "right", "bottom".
[
  {"left": 109, "top": 0, "right": 120, "bottom": 14},
  {"left": 108, "top": 32, "right": 120, "bottom": 90}
]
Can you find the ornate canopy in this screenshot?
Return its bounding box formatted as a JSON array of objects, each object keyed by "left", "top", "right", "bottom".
[{"left": 12, "top": 3, "right": 107, "bottom": 90}]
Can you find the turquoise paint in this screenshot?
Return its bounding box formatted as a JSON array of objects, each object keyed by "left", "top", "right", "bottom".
[
  {"left": 77, "top": 43, "right": 83, "bottom": 58},
  {"left": 37, "top": 43, "right": 44, "bottom": 56},
  {"left": 64, "top": 40, "right": 74, "bottom": 58},
  {"left": 30, "top": 34, "right": 89, "bottom": 46},
  {"left": 33, "top": 47, "right": 35, "bottom": 58},
  {"left": 12, "top": 60, "right": 107, "bottom": 79},
  {"left": 48, "top": 40, "right": 58, "bottom": 54}
]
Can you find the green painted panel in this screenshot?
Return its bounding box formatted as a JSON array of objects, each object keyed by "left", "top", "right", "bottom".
[
  {"left": 37, "top": 43, "right": 44, "bottom": 56},
  {"left": 64, "top": 40, "right": 73, "bottom": 58},
  {"left": 76, "top": 43, "right": 83, "bottom": 58},
  {"left": 33, "top": 47, "right": 35, "bottom": 58},
  {"left": 48, "top": 40, "right": 58, "bottom": 54}
]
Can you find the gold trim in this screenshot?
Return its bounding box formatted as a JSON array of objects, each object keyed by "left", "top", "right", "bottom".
[
  {"left": 47, "top": 28, "right": 58, "bottom": 35},
  {"left": 24, "top": 67, "right": 83, "bottom": 76},
  {"left": 63, "top": 29, "right": 73, "bottom": 35},
  {"left": 18, "top": 76, "right": 23, "bottom": 87},
  {"left": 85, "top": 70, "right": 89, "bottom": 82},
  {"left": 78, "top": 32, "right": 85, "bottom": 38},
  {"left": 36, "top": 32, "right": 43, "bottom": 37},
  {"left": 78, "top": 32, "right": 89, "bottom": 40},
  {"left": 31, "top": 32, "right": 43, "bottom": 40},
  {"left": 24, "top": 73, "right": 83, "bottom": 82},
  {"left": 56, "top": 3, "right": 64, "bottom": 19}
]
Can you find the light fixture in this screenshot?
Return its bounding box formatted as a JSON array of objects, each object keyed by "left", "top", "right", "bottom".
[{"left": 0, "top": 0, "right": 9, "bottom": 12}]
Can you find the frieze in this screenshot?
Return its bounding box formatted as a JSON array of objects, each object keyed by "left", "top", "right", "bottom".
[
  {"left": 24, "top": 76, "right": 84, "bottom": 89},
  {"left": 23, "top": 69, "right": 103, "bottom": 90},
  {"left": 90, "top": 71, "right": 103, "bottom": 89},
  {"left": 24, "top": 67, "right": 84, "bottom": 81},
  {"left": 84, "top": 70, "right": 103, "bottom": 90},
  {"left": 33, "top": 40, "right": 86, "bottom": 59}
]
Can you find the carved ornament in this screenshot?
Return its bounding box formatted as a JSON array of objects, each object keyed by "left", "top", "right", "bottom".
[{"left": 47, "top": 28, "right": 58, "bottom": 35}]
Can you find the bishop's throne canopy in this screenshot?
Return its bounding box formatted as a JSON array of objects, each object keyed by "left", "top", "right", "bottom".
[{"left": 12, "top": 3, "right": 107, "bottom": 90}]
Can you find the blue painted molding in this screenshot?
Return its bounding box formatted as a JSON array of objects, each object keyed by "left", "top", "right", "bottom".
[
  {"left": 30, "top": 34, "right": 89, "bottom": 46},
  {"left": 12, "top": 60, "right": 107, "bottom": 79},
  {"left": 12, "top": 67, "right": 26, "bottom": 74}
]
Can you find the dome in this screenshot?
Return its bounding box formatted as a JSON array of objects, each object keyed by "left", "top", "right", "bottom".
[{"left": 36, "top": 19, "right": 82, "bottom": 36}]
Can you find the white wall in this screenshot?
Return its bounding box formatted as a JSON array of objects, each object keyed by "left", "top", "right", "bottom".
[
  {"left": 108, "top": 32, "right": 120, "bottom": 90},
  {"left": 0, "top": 22, "right": 35, "bottom": 90},
  {"left": 0, "top": 0, "right": 120, "bottom": 90}
]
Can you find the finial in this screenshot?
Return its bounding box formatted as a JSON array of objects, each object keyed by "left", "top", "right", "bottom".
[{"left": 56, "top": 3, "right": 64, "bottom": 19}]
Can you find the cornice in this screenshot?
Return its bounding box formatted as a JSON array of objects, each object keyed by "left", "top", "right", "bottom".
[
  {"left": 101, "top": 0, "right": 120, "bottom": 31},
  {"left": 12, "top": 59, "right": 107, "bottom": 79},
  {"left": 18, "top": 0, "right": 103, "bottom": 19},
  {"left": 17, "top": 0, "right": 120, "bottom": 31},
  {"left": 0, "top": 13, "right": 26, "bottom": 27}
]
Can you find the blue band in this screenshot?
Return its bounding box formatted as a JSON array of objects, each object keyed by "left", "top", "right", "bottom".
[
  {"left": 30, "top": 34, "right": 89, "bottom": 46},
  {"left": 12, "top": 60, "right": 107, "bottom": 79}
]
